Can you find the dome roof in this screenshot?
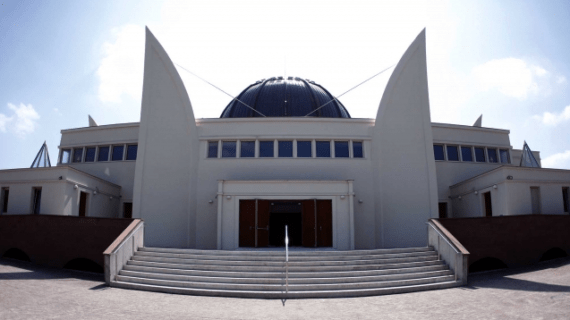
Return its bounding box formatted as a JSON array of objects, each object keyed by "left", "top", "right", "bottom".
[{"left": 220, "top": 77, "right": 350, "bottom": 118}]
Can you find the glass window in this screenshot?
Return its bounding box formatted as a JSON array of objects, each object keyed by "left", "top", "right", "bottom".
[
  {"left": 222, "top": 141, "right": 236, "bottom": 158},
  {"left": 488, "top": 148, "right": 498, "bottom": 163},
  {"left": 500, "top": 149, "right": 510, "bottom": 164},
  {"left": 73, "top": 148, "right": 83, "bottom": 163},
  {"left": 259, "top": 141, "right": 274, "bottom": 157},
  {"left": 446, "top": 146, "right": 459, "bottom": 161},
  {"left": 297, "top": 141, "right": 312, "bottom": 158},
  {"left": 316, "top": 141, "right": 331, "bottom": 157},
  {"left": 61, "top": 149, "right": 71, "bottom": 164},
  {"left": 353, "top": 141, "right": 363, "bottom": 158},
  {"left": 335, "top": 141, "right": 349, "bottom": 158},
  {"left": 98, "top": 146, "right": 109, "bottom": 162},
  {"left": 474, "top": 147, "right": 486, "bottom": 162},
  {"left": 433, "top": 145, "right": 444, "bottom": 161},
  {"left": 461, "top": 147, "right": 473, "bottom": 162},
  {"left": 240, "top": 141, "right": 255, "bottom": 158},
  {"left": 84, "top": 147, "right": 96, "bottom": 162},
  {"left": 112, "top": 145, "right": 124, "bottom": 161},
  {"left": 208, "top": 141, "right": 218, "bottom": 158},
  {"left": 278, "top": 141, "right": 293, "bottom": 157},
  {"left": 126, "top": 145, "right": 138, "bottom": 160}
]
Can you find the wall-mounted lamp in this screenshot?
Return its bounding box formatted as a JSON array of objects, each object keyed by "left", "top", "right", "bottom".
[
  {"left": 93, "top": 190, "right": 98, "bottom": 195},
  {"left": 358, "top": 199, "right": 363, "bottom": 204},
  {"left": 507, "top": 175, "right": 513, "bottom": 180},
  {"left": 474, "top": 191, "right": 478, "bottom": 195},
  {"left": 340, "top": 195, "right": 346, "bottom": 199},
  {"left": 226, "top": 195, "right": 231, "bottom": 200},
  {"left": 493, "top": 185, "right": 497, "bottom": 189},
  {"left": 58, "top": 176, "right": 63, "bottom": 180},
  {"left": 208, "top": 200, "right": 214, "bottom": 204},
  {"left": 73, "top": 184, "right": 78, "bottom": 190},
  {"left": 458, "top": 196, "right": 462, "bottom": 200}
]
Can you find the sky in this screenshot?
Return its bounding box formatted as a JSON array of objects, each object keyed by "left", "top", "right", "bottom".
[{"left": 1, "top": 0, "right": 570, "bottom": 169}]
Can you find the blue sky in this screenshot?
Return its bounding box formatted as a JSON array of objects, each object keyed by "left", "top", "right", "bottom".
[{"left": 1, "top": 0, "right": 570, "bottom": 169}]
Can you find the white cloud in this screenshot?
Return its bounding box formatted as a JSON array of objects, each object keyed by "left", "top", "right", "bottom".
[
  {"left": 533, "top": 105, "right": 570, "bottom": 126},
  {"left": 97, "top": 24, "right": 144, "bottom": 104},
  {"left": 557, "top": 76, "right": 567, "bottom": 84},
  {"left": 0, "top": 103, "right": 40, "bottom": 137},
  {"left": 473, "top": 58, "right": 546, "bottom": 100},
  {"left": 542, "top": 150, "right": 570, "bottom": 169}
]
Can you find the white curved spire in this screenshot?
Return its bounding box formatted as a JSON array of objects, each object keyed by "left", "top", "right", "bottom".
[
  {"left": 473, "top": 114, "right": 482, "bottom": 127},
  {"left": 88, "top": 115, "right": 98, "bottom": 127}
]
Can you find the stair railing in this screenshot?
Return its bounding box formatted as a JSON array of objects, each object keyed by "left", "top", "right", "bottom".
[
  {"left": 285, "top": 225, "right": 289, "bottom": 294},
  {"left": 426, "top": 220, "right": 469, "bottom": 285}
]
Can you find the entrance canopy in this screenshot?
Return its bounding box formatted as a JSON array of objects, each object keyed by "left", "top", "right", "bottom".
[{"left": 216, "top": 180, "right": 355, "bottom": 250}]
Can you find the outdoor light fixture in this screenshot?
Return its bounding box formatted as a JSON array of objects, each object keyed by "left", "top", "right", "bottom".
[
  {"left": 109, "top": 196, "right": 113, "bottom": 200},
  {"left": 208, "top": 200, "right": 214, "bottom": 204},
  {"left": 358, "top": 199, "right": 363, "bottom": 203},
  {"left": 73, "top": 184, "right": 78, "bottom": 190},
  {"left": 340, "top": 195, "right": 345, "bottom": 199},
  {"left": 93, "top": 190, "right": 97, "bottom": 195},
  {"left": 226, "top": 195, "right": 231, "bottom": 200},
  {"left": 458, "top": 196, "right": 462, "bottom": 200},
  {"left": 474, "top": 191, "right": 478, "bottom": 195},
  {"left": 493, "top": 185, "right": 497, "bottom": 189},
  {"left": 507, "top": 175, "right": 513, "bottom": 180}
]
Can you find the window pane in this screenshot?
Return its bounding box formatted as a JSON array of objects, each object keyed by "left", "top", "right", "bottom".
[
  {"left": 335, "top": 141, "right": 349, "bottom": 158},
  {"left": 61, "top": 149, "right": 71, "bottom": 164},
  {"left": 353, "top": 141, "right": 363, "bottom": 158},
  {"left": 433, "top": 145, "right": 444, "bottom": 160},
  {"left": 208, "top": 141, "right": 218, "bottom": 158},
  {"left": 488, "top": 149, "right": 498, "bottom": 163},
  {"left": 475, "top": 147, "right": 486, "bottom": 162},
  {"left": 278, "top": 141, "right": 293, "bottom": 157},
  {"left": 297, "top": 141, "right": 312, "bottom": 157},
  {"left": 84, "top": 147, "right": 96, "bottom": 162},
  {"left": 259, "top": 141, "right": 274, "bottom": 157},
  {"left": 112, "top": 146, "right": 124, "bottom": 161},
  {"left": 447, "top": 146, "right": 459, "bottom": 161},
  {"left": 222, "top": 141, "right": 236, "bottom": 158},
  {"left": 98, "top": 147, "right": 109, "bottom": 162},
  {"left": 500, "top": 149, "right": 510, "bottom": 164},
  {"left": 316, "top": 141, "right": 331, "bottom": 157},
  {"left": 461, "top": 147, "right": 473, "bottom": 162},
  {"left": 73, "top": 148, "right": 83, "bottom": 163},
  {"left": 240, "top": 141, "right": 255, "bottom": 157},
  {"left": 126, "top": 145, "right": 138, "bottom": 160}
]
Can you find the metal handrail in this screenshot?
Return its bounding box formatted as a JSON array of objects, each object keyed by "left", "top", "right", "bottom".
[
  {"left": 427, "top": 222, "right": 459, "bottom": 282},
  {"left": 285, "top": 225, "right": 289, "bottom": 294}
]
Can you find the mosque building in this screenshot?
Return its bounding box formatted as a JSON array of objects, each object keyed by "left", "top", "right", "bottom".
[{"left": 1, "top": 28, "right": 569, "bottom": 252}]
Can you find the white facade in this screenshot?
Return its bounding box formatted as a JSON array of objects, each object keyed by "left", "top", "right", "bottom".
[{"left": 1, "top": 28, "right": 568, "bottom": 250}]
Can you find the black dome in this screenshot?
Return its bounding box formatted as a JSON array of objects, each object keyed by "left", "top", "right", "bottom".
[{"left": 220, "top": 77, "right": 350, "bottom": 118}]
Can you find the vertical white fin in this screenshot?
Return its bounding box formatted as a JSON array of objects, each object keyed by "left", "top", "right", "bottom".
[
  {"left": 473, "top": 114, "right": 482, "bottom": 127},
  {"left": 88, "top": 115, "right": 98, "bottom": 127}
]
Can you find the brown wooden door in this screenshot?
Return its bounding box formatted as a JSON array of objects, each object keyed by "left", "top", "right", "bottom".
[
  {"left": 123, "top": 203, "right": 133, "bottom": 218},
  {"left": 484, "top": 192, "right": 492, "bottom": 217},
  {"left": 316, "top": 200, "right": 332, "bottom": 247},
  {"left": 79, "top": 192, "right": 87, "bottom": 217},
  {"left": 257, "top": 200, "right": 270, "bottom": 247},
  {"left": 239, "top": 200, "right": 256, "bottom": 247},
  {"left": 438, "top": 202, "right": 448, "bottom": 219},
  {"left": 302, "top": 200, "right": 316, "bottom": 247}
]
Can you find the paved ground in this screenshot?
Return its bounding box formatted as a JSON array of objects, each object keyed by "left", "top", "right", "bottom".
[{"left": 1, "top": 257, "right": 569, "bottom": 320}]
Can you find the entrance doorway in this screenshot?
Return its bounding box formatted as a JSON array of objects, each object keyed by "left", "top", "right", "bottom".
[
  {"left": 79, "top": 192, "right": 88, "bottom": 217},
  {"left": 483, "top": 191, "right": 492, "bottom": 217},
  {"left": 239, "top": 199, "right": 332, "bottom": 248}
]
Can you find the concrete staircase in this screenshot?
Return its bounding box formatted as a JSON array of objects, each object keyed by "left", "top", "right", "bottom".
[{"left": 110, "top": 246, "right": 461, "bottom": 298}]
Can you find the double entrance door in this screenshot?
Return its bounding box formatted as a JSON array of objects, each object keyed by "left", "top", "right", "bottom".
[{"left": 239, "top": 199, "right": 332, "bottom": 248}]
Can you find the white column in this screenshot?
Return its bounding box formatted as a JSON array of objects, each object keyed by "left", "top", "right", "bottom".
[
  {"left": 217, "top": 180, "right": 224, "bottom": 249},
  {"left": 348, "top": 180, "right": 355, "bottom": 250}
]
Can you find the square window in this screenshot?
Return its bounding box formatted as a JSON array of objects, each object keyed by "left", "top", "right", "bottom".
[
  {"left": 278, "top": 141, "right": 293, "bottom": 157},
  {"left": 475, "top": 147, "right": 486, "bottom": 162},
  {"left": 208, "top": 141, "right": 218, "bottom": 158},
  {"left": 447, "top": 146, "right": 459, "bottom": 161},
  {"left": 353, "top": 141, "right": 363, "bottom": 158},
  {"left": 259, "top": 141, "right": 274, "bottom": 157},
  {"left": 500, "top": 149, "right": 510, "bottom": 164},
  {"left": 126, "top": 145, "right": 138, "bottom": 160},
  {"left": 97, "top": 147, "right": 109, "bottom": 162},
  {"left": 316, "top": 141, "right": 331, "bottom": 157},
  {"left": 461, "top": 147, "right": 473, "bottom": 162},
  {"left": 222, "top": 141, "right": 237, "bottom": 158},
  {"left": 433, "top": 145, "right": 444, "bottom": 161},
  {"left": 61, "top": 149, "right": 71, "bottom": 164},
  {"left": 240, "top": 141, "right": 255, "bottom": 157},
  {"left": 112, "top": 145, "right": 124, "bottom": 161},
  {"left": 335, "top": 141, "right": 349, "bottom": 158},
  {"left": 73, "top": 148, "right": 83, "bottom": 163},
  {"left": 297, "top": 141, "right": 312, "bottom": 157},
  {"left": 84, "top": 147, "right": 96, "bottom": 162},
  {"left": 488, "top": 148, "right": 498, "bottom": 163}
]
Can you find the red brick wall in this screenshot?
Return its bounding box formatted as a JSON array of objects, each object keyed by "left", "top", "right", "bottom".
[
  {"left": 438, "top": 214, "right": 570, "bottom": 268},
  {"left": 0, "top": 215, "right": 134, "bottom": 268}
]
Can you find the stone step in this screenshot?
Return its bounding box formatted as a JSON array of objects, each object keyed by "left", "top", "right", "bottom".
[
  {"left": 127, "top": 259, "right": 444, "bottom": 273},
  {"left": 122, "top": 263, "right": 448, "bottom": 279},
  {"left": 134, "top": 250, "right": 437, "bottom": 262},
  {"left": 115, "top": 273, "right": 456, "bottom": 292},
  {"left": 111, "top": 279, "right": 461, "bottom": 299},
  {"left": 118, "top": 269, "right": 454, "bottom": 285},
  {"left": 139, "top": 246, "right": 433, "bottom": 256},
  {"left": 130, "top": 254, "right": 438, "bottom": 267}
]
